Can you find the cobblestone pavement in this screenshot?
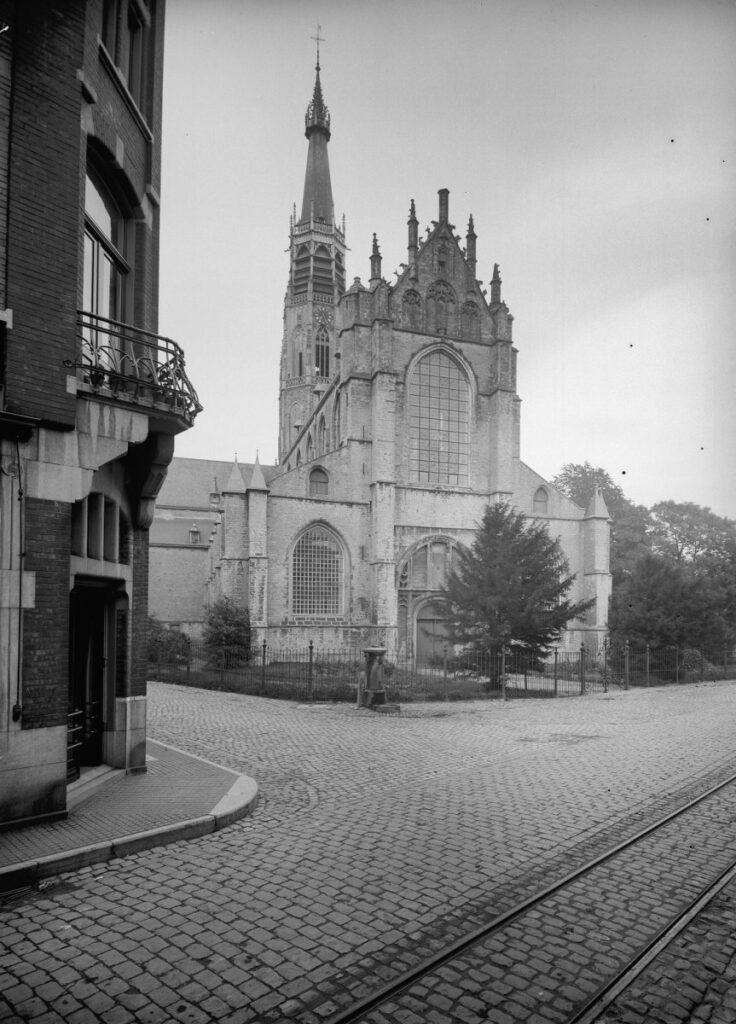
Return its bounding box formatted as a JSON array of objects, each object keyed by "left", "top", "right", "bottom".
[
  {"left": 594, "top": 872, "right": 736, "bottom": 1024},
  {"left": 1, "top": 681, "right": 736, "bottom": 1023}
]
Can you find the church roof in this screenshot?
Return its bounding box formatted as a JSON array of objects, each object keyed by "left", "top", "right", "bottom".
[{"left": 155, "top": 457, "right": 277, "bottom": 512}]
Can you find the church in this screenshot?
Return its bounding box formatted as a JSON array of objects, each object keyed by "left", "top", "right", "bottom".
[{"left": 150, "top": 59, "right": 611, "bottom": 662}]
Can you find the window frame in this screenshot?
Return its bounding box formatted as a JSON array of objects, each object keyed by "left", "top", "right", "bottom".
[
  {"left": 407, "top": 347, "right": 471, "bottom": 487},
  {"left": 290, "top": 523, "right": 346, "bottom": 618}
]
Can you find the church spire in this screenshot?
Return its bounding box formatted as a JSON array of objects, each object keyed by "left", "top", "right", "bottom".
[{"left": 300, "top": 33, "right": 334, "bottom": 225}]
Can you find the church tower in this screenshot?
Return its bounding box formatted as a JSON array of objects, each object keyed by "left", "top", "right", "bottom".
[{"left": 279, "top": 52, "right": 346, "bottom": 462}]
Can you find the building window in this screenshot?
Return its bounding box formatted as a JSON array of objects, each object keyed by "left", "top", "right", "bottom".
[
  {"left": 398, "top": 538, "right": 455, "bottom": 591},
  {"left": 292, "top": 525, "right": 344, "bottom": 615},
  {"left": 533, "top": 487, "right": 549, "bottom": 515},
  {"left": 315, "top": 326, "right": 330, "bottom": 378},
  {"left": 313, "top": 244, "right": 333, "bottom": 296},
  {"left": 408, "top": 350, "right": 470, "bottom": 486},
  {"left": 84, "top": 171, "right": 129, "bottom": 327},
  {"left": 189, "top": 524, "right": 201, "bottom": 544},
  {"left": 309, "top": 467, "right": 329, "bottom": 497},
  {"left": 101, "top": 0, "right": 151, "bottom": 113}
]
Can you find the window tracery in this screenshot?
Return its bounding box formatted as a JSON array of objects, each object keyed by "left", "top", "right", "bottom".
[
  {"left": 408, "top": 349, "right": 470, "bottom": 485},
  {"left": 291, "top": 525, "right": 344, "bottom": 616}
]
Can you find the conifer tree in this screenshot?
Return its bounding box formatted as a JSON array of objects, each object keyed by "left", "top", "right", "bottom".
[{"left": 442, "top": 503, "right": 593, "bottom": 656}]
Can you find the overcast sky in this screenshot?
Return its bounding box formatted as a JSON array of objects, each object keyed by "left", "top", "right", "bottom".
[{"left": 159, "top": 0, "right": 736, "bottom": 518}]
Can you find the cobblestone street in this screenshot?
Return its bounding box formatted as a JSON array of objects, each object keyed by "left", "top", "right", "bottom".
[{"left": 2, "top": 681, "right": 736, "bottom": 1023}]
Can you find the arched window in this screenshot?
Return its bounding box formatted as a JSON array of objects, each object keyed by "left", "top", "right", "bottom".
[
  {"left": 426, "top": 280, "right": 456, "bottom": 335},
  {"left": 461, "top": 300, "right": 480, "bottom": 340},
  {"left": 291, "top": 525, "right": 344, "bottom": 615},
  {"left": 333, "top": 394, "right": 341, "bottom": 445},
  {"left": 309, "top": 467, "right": 329, "bottom": 497},
  {"left": 408, "top": 350, "right": 470, "bottom": 486},
  {"left": 533, "top": 487, "right": 549, "bottom": 514},
  {"left": 398, "top": 537, "right": 456, "bottom": 591},
  {"left": 402, "top": 289, "right": 421, "bottom": 329},
  {"left": 306, "top": 433, "right": 315, "bottom": 460},
  {"left": 315, "top": 326, "right": 330, "bottom": 378},
  {"left": 290, "top": 401, "right": 303, "bottom": 436},
  {"left": 313, "top": 244, "right": 333, "bottom": 296},
  {"left": 317, "top": 416, "right": 327, "bottom": 454}
]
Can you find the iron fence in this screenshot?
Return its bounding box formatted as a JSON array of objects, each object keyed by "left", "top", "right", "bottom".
[{"left": 149, "top": 639, "right": 736, "bottom": 704}]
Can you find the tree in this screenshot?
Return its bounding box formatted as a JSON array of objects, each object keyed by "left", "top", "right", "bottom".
[
  {"left": 609, "top": 553, "right": 730, "bottom": 650},
  {"left": 552, "top": 462, "right": 652, "bottom": 584},
  {"left": 441, "top": 503, "right": 593, "bottom": 657},
  {"left": 649, "top": 501, "right": 736, "bottom": 566},
  {"left": 203, "top": 598, "right": 251, "bottom": 665}
]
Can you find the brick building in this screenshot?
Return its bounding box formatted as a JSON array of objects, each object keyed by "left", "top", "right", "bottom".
[
  {"left": 0, "top": 0, "right": 199, "bottom": 825},
  {"left": 151, "top": 59, "right": 610, "bottom": 659}
]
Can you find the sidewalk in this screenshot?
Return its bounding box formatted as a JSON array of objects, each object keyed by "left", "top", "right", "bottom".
[{"left": 0, "top": 739, "right": 258, "bottom": 893}]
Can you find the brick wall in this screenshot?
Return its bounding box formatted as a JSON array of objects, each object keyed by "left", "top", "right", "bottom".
[
  {"left": 130, "top": 527, "right": 149, "bottom": 698},
  {"left": 3, "top": 1, "right": 84, "bottom": 427},
  {"left": 21, "top": 498, "right": 71, "bottom": 729}
]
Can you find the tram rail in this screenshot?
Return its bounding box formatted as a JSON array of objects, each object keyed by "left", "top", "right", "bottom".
[{"left": 326, "top": 770, "right": 736, "bottom": 1024}]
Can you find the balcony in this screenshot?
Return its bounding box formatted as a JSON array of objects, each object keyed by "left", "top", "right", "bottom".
[{"left": 71, "top": 312, "right": 202, "bottom": 427}]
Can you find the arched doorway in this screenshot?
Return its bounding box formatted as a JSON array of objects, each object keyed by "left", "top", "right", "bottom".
[{"left": 415, "top": 599, "right": 450, "bottom": 667}]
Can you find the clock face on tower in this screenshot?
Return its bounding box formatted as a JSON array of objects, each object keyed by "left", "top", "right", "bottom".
[{"left": 314, "top": 307, "right": 334, "bottom": 328}]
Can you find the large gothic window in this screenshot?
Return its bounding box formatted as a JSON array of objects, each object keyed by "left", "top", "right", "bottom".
[
  {"left": 291, "top": 525, "right": 344, "bottom": 616},
  {"left": 408, "top": 350, "right": 470, "bottom": 485},
  {"left": 315, "top": 326, "right": 330, "bottom": 377}
]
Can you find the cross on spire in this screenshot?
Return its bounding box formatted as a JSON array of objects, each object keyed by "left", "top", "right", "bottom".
[{"left": 311, "top": 25, "right": 324, "bottom": 68}]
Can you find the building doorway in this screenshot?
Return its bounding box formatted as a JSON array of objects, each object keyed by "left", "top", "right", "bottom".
[
  {"left": 415, "top": 600, "right": 450, "bottom": 667},
  {"left": 67, "top": 580, "right": 121, "bottom": 781}
]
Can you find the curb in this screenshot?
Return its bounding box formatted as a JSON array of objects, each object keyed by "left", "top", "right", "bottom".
[{"left": 0, "top": 774, "right": 258, "bottom": 894}]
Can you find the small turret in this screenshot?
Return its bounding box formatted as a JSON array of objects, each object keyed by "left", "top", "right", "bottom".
[
  {"left": 407, "top": 199, "right": 418, "bottom": 266},
  {"left": 438, "top": 187, "right": 449, "bottom": 225},
  {"left": 369, "top": 233, "right": 382, "bottom": 285},
  {"left": 491, "top": 263, "right": 502, "bottom": 305},
  {"left": 466, "top": 215, "right": 477, "bottom": 277}
]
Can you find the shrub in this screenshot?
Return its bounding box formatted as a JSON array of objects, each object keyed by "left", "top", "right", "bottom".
[
  {"left": 203, "top": 598, "right": 251, "bottom": 665},
  {"left": 147, "top": 617, "right": 190, "bottom": 664}
]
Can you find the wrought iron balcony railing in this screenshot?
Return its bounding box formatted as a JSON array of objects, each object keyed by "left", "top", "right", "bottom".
[{"left": 72, "top": 311, "right": 202, "bottom": 423}]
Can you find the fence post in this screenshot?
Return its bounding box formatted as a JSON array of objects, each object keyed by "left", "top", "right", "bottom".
[
  {"left": 624, "top": 642, "right": 630, "bottom": 690},
  {"left": 260, "top": 640, "right": 267, "bottom": 695},
  {"left": 700, "top": 649, "right": 705, "bottom": 681},
  {"left": 579, "top": 643, "right": 586, "bottom": 695},
  {"left": 645, "top": 644, "right": 650, "bottom": 688},
  {"left": 443, "top": 643, "right": 448, "bottom": 701},
  {"left": 501, "top": 646, "right": 507, "bottom": 702},
  {"left": 553, "top": 646, "right": 558, "bottom": 697},
  {"left": 308, "top": 640, "right": 314, "bottom": 702},
  {"left": 219, "top": 647, "right": 225, "bottom": 686},
  {"left": 725, "top": 645, "right": 729, "bottom": 680},
  {"left": 602, "top": 641, "right": 608, "bottom": 694},
  {"left": 675, "top": 647, "right": 680, "bottom": 685}
]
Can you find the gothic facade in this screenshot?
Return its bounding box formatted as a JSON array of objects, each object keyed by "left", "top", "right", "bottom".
[{"left": 150, "top": 61, "right": 611, "bottom": 660}]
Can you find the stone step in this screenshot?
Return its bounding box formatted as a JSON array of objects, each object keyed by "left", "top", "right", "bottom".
[{"left": 372, "top": 704, "right": 401, "bottom": 715}]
